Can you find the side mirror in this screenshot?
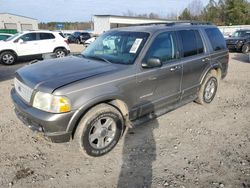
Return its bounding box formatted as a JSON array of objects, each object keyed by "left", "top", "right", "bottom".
[
  {"left": 142, "top": 58, "right": 162, "bottom": 68},
  {"left": 18, "top": 39, "right": 24, "bottom": 43},
  {"left": 14, "top": 38, "right": 24, "bottom": 43}
]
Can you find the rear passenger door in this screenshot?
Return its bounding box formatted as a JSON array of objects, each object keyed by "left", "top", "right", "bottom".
[
  {"left": 37, "top": 32, "right": 56, "bottom": 54},
  {"left": 177, "top": 29, "right": 210, "bottom": 100}
]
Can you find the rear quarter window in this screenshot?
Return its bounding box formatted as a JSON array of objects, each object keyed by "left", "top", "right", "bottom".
[
  {"left": 39, "top": 33, "right": 55, "bottom": 40},
  {"left": 205, "top": 28, "right": 226, "bottom": 51}
]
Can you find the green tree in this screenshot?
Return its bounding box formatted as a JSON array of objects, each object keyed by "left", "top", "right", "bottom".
[{"left": 224, "top": 0, "right": 250, "bottom": 25}]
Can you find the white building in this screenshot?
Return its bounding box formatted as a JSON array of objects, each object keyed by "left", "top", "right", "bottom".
[
  {"left": 0, "top": 13, "right": 38, "bottom": 31},
  {"left": 93, "top": 15, "right": 171, "bottom": 34}
]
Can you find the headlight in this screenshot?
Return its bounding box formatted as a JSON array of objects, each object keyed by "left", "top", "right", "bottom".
[{"left": 33, "top": 91, "right": 71, "bottom": 113}]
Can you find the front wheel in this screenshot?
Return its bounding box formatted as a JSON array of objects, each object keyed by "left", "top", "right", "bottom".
[
  {"left": 74, "top": 104, "right": 124, "bottom": 157},
  {"left": 196, "top": 71, "right": 218, "bottom": 104},
  {"left": 0, "top": 51, "right": 17, "bottom": 65}
]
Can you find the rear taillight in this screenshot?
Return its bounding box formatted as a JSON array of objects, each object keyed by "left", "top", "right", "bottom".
[{"left": 64, "top": 40, "right": 69, "bottom": 45}]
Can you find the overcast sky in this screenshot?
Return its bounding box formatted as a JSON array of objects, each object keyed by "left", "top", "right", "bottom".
[{"left": 0, "top": 0, "right": 210, "bottom": 22}]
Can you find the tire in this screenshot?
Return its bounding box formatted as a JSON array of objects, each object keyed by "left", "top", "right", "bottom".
[
  {"left": 76, "top": 39, "right": 81, "bottom": 44},
  {"left": 195, "top": 71, "right": 218, "bottom": 105},
  {"left": 242, "top": 44, "right": 249, "bottom": 54},
  {"left": 54, "top": 48, "right": 67, "bottom": 58},
  {"left": 0, "top": 51, "right": 17, "bottom": 65},
  {"left": 74, "top": 103, "right": 124, "bottom": 157}
]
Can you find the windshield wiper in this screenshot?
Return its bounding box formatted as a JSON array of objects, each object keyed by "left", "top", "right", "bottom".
[{"left": 86, "top": 55, "right": 112, "bottom": 64}]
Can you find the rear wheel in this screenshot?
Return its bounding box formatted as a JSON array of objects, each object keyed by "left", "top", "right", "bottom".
[
  {"left": 76, "top": 39, "right": 81, "bottom": 44},
  {"left": 74, "top": 104, "right": 124, "bottom": 157},
  {"left": 196, "top": 71, "right": 218, "bottom": 104},
  {"left": 54, "top": 48, "right": 67, "bottom": 58},
  {"left": 0, "top": 51, "right": 16, "bottom": 65}
]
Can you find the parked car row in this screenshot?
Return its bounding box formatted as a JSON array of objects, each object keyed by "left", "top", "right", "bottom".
[
  {"left": 67, "top": 31, "right": 91, "bottom": 44},
  {"left": 225, "top": 29, "right": 250, "bottom": 54}
]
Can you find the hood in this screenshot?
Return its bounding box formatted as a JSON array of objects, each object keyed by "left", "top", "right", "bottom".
[{"left": 16, "top": 55, "right": 120, "bottom": 93}]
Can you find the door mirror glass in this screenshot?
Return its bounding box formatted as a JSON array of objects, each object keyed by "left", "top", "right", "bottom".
[
  {"left": 18, "top": 39, "right": 24, "bottom": 43},
  {"left": 142, "top": 58, "right": 162, "bottom": 68}
]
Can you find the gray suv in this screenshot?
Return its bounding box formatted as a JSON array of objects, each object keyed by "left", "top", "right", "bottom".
[{"left": 11, "top": 22, "right": 229, "bottom": 157}]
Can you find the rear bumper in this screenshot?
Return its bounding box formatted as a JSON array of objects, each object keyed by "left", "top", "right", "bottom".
[{"left": 11, "top": 88, "right": 74, "bottom": 143}]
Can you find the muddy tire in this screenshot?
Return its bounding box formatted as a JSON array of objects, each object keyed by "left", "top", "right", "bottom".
[
  {"left": 195, "top": 70, "right": 218, "bottom": 105},
  {"left": 74, "top": 103, "right": 124, "bottom": 157},
  {"left": 242, "top": 44, "right": 249, "bottom": 54}
]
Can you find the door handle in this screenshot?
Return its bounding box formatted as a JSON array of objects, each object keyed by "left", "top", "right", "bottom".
[
  {"left": 148, "top": 77, "right": 157, "bottom": 81},
  {"left": 202, "top": 57, "right": 210, "bottom": 62},
  {"left": 170, "top": 65, "right": 181, "bottom": 72}
]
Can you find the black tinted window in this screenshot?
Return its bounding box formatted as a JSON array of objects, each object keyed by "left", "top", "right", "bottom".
[
  {"left": 178, "top": 30, "right": 204, "bottom": 57},
  {"left": 205, "top": 28, "right": 226, "bottom": 51},
  {"left": 39, "top": 33, "right": 55, "bottom": 40},
  {"left": 144, "top": 32, "right": 177, "bottom": 63},
  {"left": 195, "top": 30, "right": 204, "bottom": 54},
  {"left": 20, "top": 33, "right": 37, "bottom": 41}
]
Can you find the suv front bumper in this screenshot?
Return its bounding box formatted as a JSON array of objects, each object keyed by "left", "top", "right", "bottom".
[{"left": 11, "top": 88, "right": 74, "bottom": 143}]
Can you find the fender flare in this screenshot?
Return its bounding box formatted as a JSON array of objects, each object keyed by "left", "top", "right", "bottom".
[{"left": 66, "top": 94, "right": 128, "bottom": 135}]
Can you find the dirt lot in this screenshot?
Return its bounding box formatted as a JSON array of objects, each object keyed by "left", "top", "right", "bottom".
[{"left": 0, "top": 46, "right": 249, "bottom": 188}]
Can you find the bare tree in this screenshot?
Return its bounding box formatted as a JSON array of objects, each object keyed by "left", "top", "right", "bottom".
[{"left": 188, "top": 0, "right": 204, "bottom": 16}]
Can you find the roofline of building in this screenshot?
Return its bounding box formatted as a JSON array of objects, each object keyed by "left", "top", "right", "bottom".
[
  {"left": 0, "top": 13, "right": 37, "bottom": 20},
  {"left": 93, "top": 14, "right": 171, "bottom": 21}
]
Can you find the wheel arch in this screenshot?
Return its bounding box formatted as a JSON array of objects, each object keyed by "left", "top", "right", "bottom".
[
  {"left": 0, "top": 49, "right": 18, "bottom": 57},
  {"left": 53, "top": 46, "right": 67, "bottom": 53},
  {"left": 67, "top": 96, "right": 130, "bottom": 139},
  {"left": 200, "top": 64, "right": 222, "bottom": 85}
]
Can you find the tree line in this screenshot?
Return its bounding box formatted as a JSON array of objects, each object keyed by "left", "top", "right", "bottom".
[
  {"left": 179, "top": 0, "right": 250, "bottom": 25},
  {"left": 123, "top": 0, "right": 250, "bottom": 26}
]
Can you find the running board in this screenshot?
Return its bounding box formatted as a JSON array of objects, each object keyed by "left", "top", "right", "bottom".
[{"left": 130, "top": 95, "right": 196, "bottom": 127}]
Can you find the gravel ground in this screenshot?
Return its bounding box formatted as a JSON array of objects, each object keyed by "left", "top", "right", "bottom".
[{"left": 0, "top": 47, "right": 249, "bottom": 188}]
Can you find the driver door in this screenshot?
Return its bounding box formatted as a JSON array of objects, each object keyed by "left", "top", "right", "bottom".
[
  {"left": 15, "top": 33, "right": 40, "bottom": 56},
  {"left": 136, "top": 31, "right": 182, "bottom": 117}
]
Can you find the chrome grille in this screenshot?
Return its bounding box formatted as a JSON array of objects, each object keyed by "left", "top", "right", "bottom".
[{"left": 14, "top": 78, "right": 33, "bottom": 103}]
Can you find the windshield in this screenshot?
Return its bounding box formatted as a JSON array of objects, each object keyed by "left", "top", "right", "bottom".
[
  {"left": 232, "top": 30, "right": 250, "bottom": 37},
  {"left": 4, "top": 32, "right": 22, "bottom": 41},
  {"left": 82, "top": 31, "right": 149, "bottom": 65}
]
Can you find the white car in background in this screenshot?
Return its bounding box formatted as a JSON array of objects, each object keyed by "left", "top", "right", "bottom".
[
  {"left": 83, "top": 37, "right": 96, "bottom": 47},
  {"left": 0, "top": 30, "right": 70, "bottom": 65}
]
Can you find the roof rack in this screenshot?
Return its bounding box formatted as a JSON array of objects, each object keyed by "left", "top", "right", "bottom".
[
  {"left": 139, "top": 21, "right": 212, "bottom": 26},
  {"left": 166, "top": 21, "right": 212, "bottom": 26}
]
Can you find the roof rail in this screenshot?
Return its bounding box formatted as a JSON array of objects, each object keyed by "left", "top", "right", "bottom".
[
  {"left": 139, "top": 21, "right": 212, "bottom": 26},
  {"left": 166, "top": 21, "right": 212, "bottom": 26}
]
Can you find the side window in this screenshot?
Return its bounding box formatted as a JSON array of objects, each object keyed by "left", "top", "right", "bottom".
[
  {"left": 144, "top": 32, "right": 177, "bottom": 64},
  {"left": 39, "top": 33, "right": 55, "bottom": 40},
  {"left": 20, "top": 33, "right": 37, "bottom": 42},
  {"left": 195, "top": 30, "right": 204, "bottom": 54},
  {"left": 178, "top": 30, "right": 196, "bottom": 57},
  {"left": 205, "top": 28, "right": 226, "bottom": 51}
]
